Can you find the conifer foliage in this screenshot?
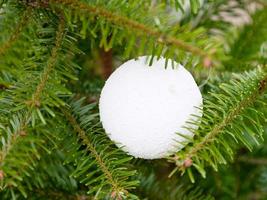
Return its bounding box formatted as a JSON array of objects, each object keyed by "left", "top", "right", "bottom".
[{"left": 0, "top": 0, "right": 267, "bottom": 199}]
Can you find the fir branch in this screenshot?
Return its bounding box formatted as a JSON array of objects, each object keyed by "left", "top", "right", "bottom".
[
  {"left": 50, "top": 0, "right": 212, "bottom": 60},
  {"left": 29, "top": 16, "right": 65, "bottom": 107},
  {"left": 0, "top": 17, "right": 65, "bottom": 165},
  {"left": 0, "top": 16, "right": 67, "bottom": 195},
  {"left": 184, "top": 80, "right": 265, "bottom": 161},
  {"left": 169, "top": 67, "right": 267, "bottom": 180},
  {"left": 0, "top": 114, "right": 29, "bottom": 167},
  {"left": 0, "top": 112, "right": 40, "bottom": 197},
  {"left": 0, "top": 7, "right": 32, "bottom": 56},
  {"left": 62, "top": 108, "right": 128, "bottom": 198}
]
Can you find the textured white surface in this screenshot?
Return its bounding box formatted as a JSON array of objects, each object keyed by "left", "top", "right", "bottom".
[{"left": 99, "top": 56, "right": 203, "bottom": 159}]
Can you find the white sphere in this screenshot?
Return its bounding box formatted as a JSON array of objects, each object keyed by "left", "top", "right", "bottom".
[{"left": 99, "top": 56, "right": 202, "bottom": 159}]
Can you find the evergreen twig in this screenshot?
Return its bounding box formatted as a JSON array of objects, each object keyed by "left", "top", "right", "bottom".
[
  {"left": 62, "top": 108, "right": 128, "bottom": 198},
  {"left": 0, "top": 114, "right": 30, "bottom": 168},
  {"left": 171, "top": 70, "right": 267, "bottom": 173},
  {"left": 51, "top": 0, "right": 212, "bottom": 61},
  {"left": 0, "top": 8, "right": 32, "bottom": 56},
  {"left": 0, "top": 16, "right": 65, "bottom": 164},
  {"left": 0, "top": 16, "right": 66, "bottom": 189},
  {"left": 29, "top": 16, "right": 65, "bottom": 107}
]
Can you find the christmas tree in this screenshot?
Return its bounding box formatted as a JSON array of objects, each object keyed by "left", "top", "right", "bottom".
[{"left": 0, "top": 0, "right": 267, "bottom": 199}]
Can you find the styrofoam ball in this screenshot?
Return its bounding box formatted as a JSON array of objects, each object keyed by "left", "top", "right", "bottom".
[{"left": 99, "top": 56, "right": 203, "bottom": 159}]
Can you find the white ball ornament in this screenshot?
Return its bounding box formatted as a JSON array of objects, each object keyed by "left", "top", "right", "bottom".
[{"left": 99, "top": 56, "right": 203, "bottom": 159}]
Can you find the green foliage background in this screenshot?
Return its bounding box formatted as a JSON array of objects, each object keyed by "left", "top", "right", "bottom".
[{"left": 0, "top": 0, "right": 267, "bottom": 199}]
